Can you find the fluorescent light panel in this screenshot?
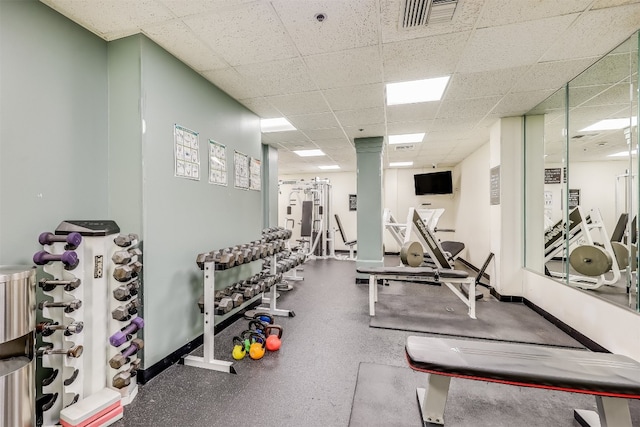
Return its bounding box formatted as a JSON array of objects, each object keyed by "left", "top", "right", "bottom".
[
  {"left": 388, "top": 133, "right": 425, "bottom": 144},
  {"left": 293, "top": 149, "right": 325, "bottom": 157},
  {"left": 608, "top": 150, "right": 637, "bottom": 157},
  {"left": 386, "top": 76, "right": 450, "bottom": 106},
  {"left": 389, "top": 161, "right": 413, "bottom": 167},
  {"left": 579, "top": 116, "right": 637, "bottom": 132},
  {"left": 261, "top": 117, "right": 296, "bottom": 133},
  {"left": 318, "top": 165, "right": 340, "bottom": 170}
]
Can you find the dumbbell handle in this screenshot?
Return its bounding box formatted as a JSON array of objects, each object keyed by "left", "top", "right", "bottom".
[
  {"left": 33, "top": 250, "right": 78, "bottom": 267},
  {"left": 38, "top": 321, "right": 84, "bottom": 335},
  {"left": 38, "top": 345, "right": 83, "bottom": 358},
  {"left": 38, "top": 278, "right": 81, "bottom": 291},
  {"left": 39, "top": 299, "right": 82, "bottom": 312},
  {"left": 109, "top": 317, "right": 144, "bottom": 347},
  {"left": 121, "top": 341, "right": 143, "bottom": 358},
  {"left": 39, "top": 232, "right": 82, "bottom": 247}
]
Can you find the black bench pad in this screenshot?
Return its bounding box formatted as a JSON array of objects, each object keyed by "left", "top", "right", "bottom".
[
  {"left": 356, "top": 266, "right": 469, "bottom": 279},
  {"left": 406, "top": 336, "right": 640, "bottom": 398}
]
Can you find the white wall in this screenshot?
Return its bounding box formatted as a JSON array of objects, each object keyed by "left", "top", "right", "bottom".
[
  {"left": 453, "top": 142, "right": 492, "bottom": 268},
  {"left": 524, "top": 270, "right": 640, "bottom": 361},
  {"left": 279, "top": 172, "right": 357, "bottom": 251}
]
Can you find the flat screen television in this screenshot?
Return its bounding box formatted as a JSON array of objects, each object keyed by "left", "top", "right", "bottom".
[{"left": 414, "top": 171, "right": 453, "bottom": 195}]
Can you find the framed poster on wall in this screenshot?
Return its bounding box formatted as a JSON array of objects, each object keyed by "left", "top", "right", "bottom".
[
  {"left": 234, "top": 150, "right": 249, "bottom": 189},
  {"left": 174, "top": 124, "right": 200, "bottom": 180},
  {"left": 208, "top": 140, "right": 227, "bottom": 186}
]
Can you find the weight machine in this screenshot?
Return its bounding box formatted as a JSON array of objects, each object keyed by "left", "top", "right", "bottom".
[{"left": 280, "top": 178, "right": 336, "bottom": 259}]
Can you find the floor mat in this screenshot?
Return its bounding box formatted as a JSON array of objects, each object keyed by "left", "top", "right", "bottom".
[
  {"left": 348, "top": 362, "right": 640, "bottom": 427},
  {"left": 369, "top": 281, "right": 583, "bottom": 348}
]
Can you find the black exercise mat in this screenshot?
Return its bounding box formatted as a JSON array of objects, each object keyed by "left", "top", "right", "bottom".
[
  {"left": 369, "top": 281, "right": 584, "bottom": 348},
  {"left": 348, "top": 363, "right": 640, "bottom": 427}
]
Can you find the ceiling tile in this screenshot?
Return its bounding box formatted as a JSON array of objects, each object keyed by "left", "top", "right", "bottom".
[
  {"left": 260, "top": 130, "right": 309, "bottom": 144},
  {"left": 446, "top": 67, "right": 529, "bottom": 99},
  {"left": 457, "top": 14, "right": 578, "bottom": 73},
  {"left": 313, "top": 138, "right": 352, "bottom": 147},
  {"left": 239, "top": 98, "right": 283, "bottom": 118},
  {"left": 438, "top": 96, "right": 502, "bottom": 118},
  {"left": 287, "top": 112, "right": 340, "bottom": 130},
  {"left": 323, "top": 83, "right": 385, "bottom": 111},
  {"left": 158, "top": 0, "right": 253, "bottom": 17},
  {"left": 303, "top": 127, "right": 348, "bottom": 141},
  {"left": 491, "top": 90, "right": 557, "bottom": 116},
  {"left": 343, "top": 124, "right": 387, "bottom": 139},
  {"left": 266, "top": 92, "right": 331, "bottom": 116},
  {"left": 511, "top": 58, "right": 598, "bottom": 93},
  {"left": 183, "top": 2, "right": 298, "bottom": 66},
  {"left": 386, "top": 103, "right": 439, "bottom": 123},
  {"left": 592, "top": 0, "right": 640, "bottom": 8},
  {"left": 386, "top": 121, "right": 431, "bottom": 135},
  {"left": 277, "top": 141, "right": 319, "bottom": 150},
  {"left": 477, "top": 0, "right": 591, "bottom": 28},
  {"left": 429, "top": 117, "right": 479, "bottom": 133},
  {"left": 334, "top": 107, "right": 385, "bottom": 127},
  {"left": 273, "top": 0, "right": 379, "bottom": 56},
  {"left": 541, "top": 4, "right": 640, "bottom": 61},
  {"left": 142, "top": 20, "right": 228, "bottom": 72},
  {"left": 382, "top": 31, "right": 471, "bottom": 81},
  {"left": 304, "top": 46, "right": 384, "bottom": 89},
  {"left": 570, "top": 52, "right": 636, "bottom": 87},
  {"left": 201, "top": 68, "right": 263, "bottom": 99},
  {"left": 235, "top": 58, "right": 318, "bottom": 96}
]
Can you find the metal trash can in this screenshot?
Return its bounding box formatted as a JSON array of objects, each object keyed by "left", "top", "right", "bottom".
[{"left": 0, "top": 265, "right": 36, "bottom": 427}]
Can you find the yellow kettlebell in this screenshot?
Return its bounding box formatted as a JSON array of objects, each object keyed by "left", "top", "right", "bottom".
[
  {"left": 232, "top": 336, "right": 246, "bottom": 360},
  {"left": 248, "top": 334, "right": 266, "bottom": 360}
]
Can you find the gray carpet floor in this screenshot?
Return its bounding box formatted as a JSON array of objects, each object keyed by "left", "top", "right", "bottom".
[{"left": 109, "top": 257, "right": 638, "bottom": 426}]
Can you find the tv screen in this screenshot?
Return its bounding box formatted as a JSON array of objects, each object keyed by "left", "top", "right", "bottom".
[{"left": 414, "top": 171, "right": 453, "bottom": 195}]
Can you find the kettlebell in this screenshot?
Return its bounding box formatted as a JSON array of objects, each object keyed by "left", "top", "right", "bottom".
[
  {"left": 248, "top": 333, "right": 266, "bottom": 360},
  {"left": 265, "top": 325, "right": 283, "bottom": 351},
  {"left": 253, "top": 312, "right": 274, "bottom": 324},
  {"left": 248, "top": 319, "right": 268, "bottom": 336},
  {"left": 231, "top": 336, "right": 246, "bottom": 360},
  {"left": 241, "top": 330, "right": 255, "bottom": 352}
]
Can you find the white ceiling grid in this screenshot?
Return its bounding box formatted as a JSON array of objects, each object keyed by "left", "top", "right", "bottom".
[{"left": 40, "top": 0, "right": 640, "bottom": 174}]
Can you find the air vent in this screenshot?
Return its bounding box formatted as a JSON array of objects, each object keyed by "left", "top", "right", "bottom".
[
  {"left": 401, "top": 0, "right": 459, "bottom": 28},
  {"left": 394, "top": 144, "right": 416, "bottom": 151}
]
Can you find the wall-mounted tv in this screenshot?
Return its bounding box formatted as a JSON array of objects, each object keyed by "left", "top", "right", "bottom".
[{"left": 414, "top": 171, "right": 453, "bottom": 195}]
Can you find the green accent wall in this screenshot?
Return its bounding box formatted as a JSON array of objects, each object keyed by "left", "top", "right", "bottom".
[
  {"left": 262, "top": 144, "right": 279, "bottom": 228},
  {"left": 108, "top": 35, "right": 263, "bottom": 366}
]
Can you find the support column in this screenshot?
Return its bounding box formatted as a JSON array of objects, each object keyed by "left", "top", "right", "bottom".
[{"left": 355, "top": 137, "right": 384, "bottom": 281}]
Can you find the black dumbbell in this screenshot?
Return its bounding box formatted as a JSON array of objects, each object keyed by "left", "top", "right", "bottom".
[
  {"left": 33, "top": 250, "right": 79, "bottom": 269},
  {"left": 39, "top": 232, "right": 82, "bottom": 249},
  {"left": 38, "top": 278, "right": 81, "bottom": 292}
]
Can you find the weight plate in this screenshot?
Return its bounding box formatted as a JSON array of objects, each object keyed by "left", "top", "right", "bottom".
[
  {"left": 610, "top": 241, "right": 630, "bottom": 269},
  {"left": 400, "top": 241, "right": 424, "bottom": 267},
  {"left": 569, "top": 244, "right": 612, "bottom": 277}
]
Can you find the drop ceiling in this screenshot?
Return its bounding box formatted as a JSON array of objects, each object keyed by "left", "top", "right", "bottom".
[{"left": 40, "top": 0, "right": 640, "bottom": 174}]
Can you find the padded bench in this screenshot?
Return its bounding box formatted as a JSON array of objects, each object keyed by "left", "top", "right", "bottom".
[
  {"left": 356, "top": 266, "right": 476, "bottom": 319},
  {"left": 405, "top": 336, "right": 640, "bottom": 426}
]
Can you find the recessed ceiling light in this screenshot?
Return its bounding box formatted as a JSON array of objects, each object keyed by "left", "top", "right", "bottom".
[
  {"left": 389, "top": 161, "right": 413, "bottom": 167},
  {"left": 608, "top": 150, "right": 637, "bottom": 157},
  {"left": 318, "top": 165, "right": 340, "bottom": 170},
  {"left": 293, "top": 149, "right": 325, "bottom": 157},
  {"left": 579, "top": 117, "right": 637, "bottom": 132},
  {"left": 386, "top": 76, "right": 450, "bottom": 106},
  {"left": 388, "top": 133, "right": 425, "bottom": 145},
  {"left": 261, "top": 117, "right": 296, "bottom": 133}
]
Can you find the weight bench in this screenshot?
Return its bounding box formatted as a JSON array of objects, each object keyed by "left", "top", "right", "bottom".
[
  {"left": 405, "top": 336, "right": 640, "bottom": 426},
  {"left": 334, "top": 214, "right": 356, "bottom": 260},
  {"left": 356, "top": 266, "right": 476, "bottom": 319}
]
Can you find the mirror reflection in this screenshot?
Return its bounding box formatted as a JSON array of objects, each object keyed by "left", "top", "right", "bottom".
[{"left": 525, "top": 31, "right": 639, "bottom": 312}]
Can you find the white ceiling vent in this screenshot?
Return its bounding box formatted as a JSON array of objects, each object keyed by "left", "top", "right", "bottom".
[
  {"left": 394, "top": 144, "right": 416, "bottom": 151},
  {"left": 401, "top": 0, "right": 459, "bottom": 28}
]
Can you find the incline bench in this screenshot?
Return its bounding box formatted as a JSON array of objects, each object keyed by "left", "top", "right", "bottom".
[
  {"left": 356, "top": 266, "right": 477, "bottom": 319},
  {"left": 405, "top": 336, "right": 640, "bottom": 426}
]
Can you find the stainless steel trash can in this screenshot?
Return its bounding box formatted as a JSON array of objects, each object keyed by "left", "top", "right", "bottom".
[{"left": 0, "top": 265, "right": 36, "bottom": 427}]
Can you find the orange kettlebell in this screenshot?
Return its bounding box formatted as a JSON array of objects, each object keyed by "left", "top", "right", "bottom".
[
  {"left": 265, "top": 325, "right": 283, "bottom": 351},
  {"left": 248, "top": 333, "right": 266, "bottom": 360}
]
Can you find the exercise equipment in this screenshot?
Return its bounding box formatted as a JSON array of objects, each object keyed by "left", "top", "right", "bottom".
[
  {"left": 37, "top": 321, "right": 84, "bottom": 336},
  {"left": 232, "top": 336, "right": 246, "bottom": 360},
  {"left": 114, "top": 233, "right": 138, "bottom": 248},
  {"left": 569, "top": 244, "right": 613, "bottom": 276},
  {"left": 38, "top": 277, "right": 81, "bottom": 292},
  {"left": 334, "top": 214, "right": 357, "bottom": 260},
  {"left": 113, "top": 279, "right": 140, "bottom": 301},
  {"left": 249, "top": 336, "right": 267, "bottom": 360},
  {"left": 111, "top": 248, "right": 142, "bottom": 265},
  {"left": 405, "top": 335, "right": 640, "bottom": 427},
  {"left": 33, "top": 250, "right": 79, "bottom": 269},
  {"left": 252, "top": 312, "right": 274, "bottom": 324},
  {"left": 37, "top": 345, "right": 84, "bottom": 359},
  {"left": 400, "top": 241, "right": 424, "bottom": 267},
  {"left": 109, "top": 317, "right": 144, "bottom": 347},
  {"left": 109, "top": 339, "right": 144, "bottom": 369},
  {"left": 112, "top": 360, "right": 141, "bottom": 389},
  {"left": 265, "top": 325, "right": 283, "bottom": 351},
  {"left": 39, "top": 231, "right": 83, "bottom": 248},
  {"left": 113, "top": 261, "right": 142, "bottom": 282},
  {"left": 39, "top": 299, "right": 82, "bottom": 313},
  {"left": 111, "top": 299, "right": 140, "bottom": 321}
]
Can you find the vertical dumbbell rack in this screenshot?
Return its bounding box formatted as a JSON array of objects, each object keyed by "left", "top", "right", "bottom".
[
  {"left": 262, "top": 253, "right": 295, "bottom": 318},
  {"left": 36, "top": 220, "right": 142, "bottom": 426}
]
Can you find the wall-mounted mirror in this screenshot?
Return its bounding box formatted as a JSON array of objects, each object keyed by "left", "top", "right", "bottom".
[{"left": 525, "top": 31, "right": 639, "bottom": 312}]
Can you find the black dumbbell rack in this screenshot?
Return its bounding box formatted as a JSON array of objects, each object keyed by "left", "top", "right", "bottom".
[{"left": 36, "top": 220, "right": 142, "bottom": 426}]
